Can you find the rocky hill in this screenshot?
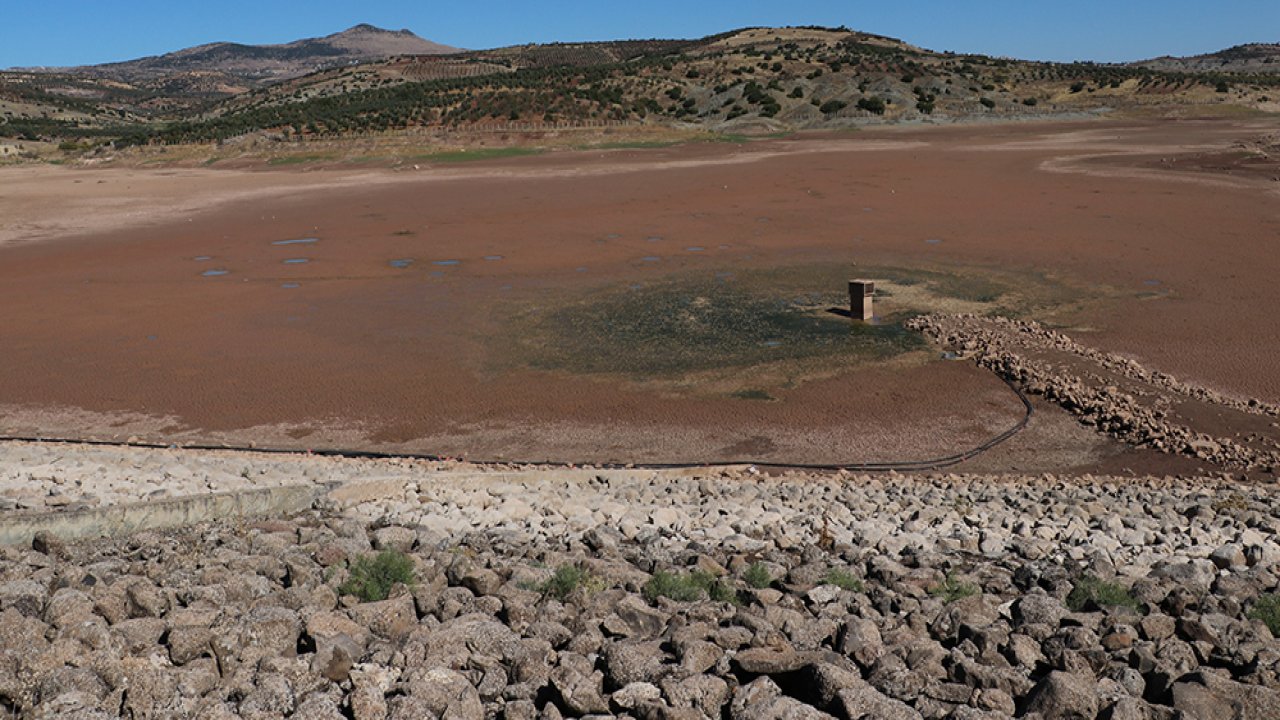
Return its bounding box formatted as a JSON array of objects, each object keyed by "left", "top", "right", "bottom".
[
  {"left": 0, "top": 25, "right": 458, "bottom": 126},
  {"left": 2, "top": 26, "right": 1278, "bottom": 151},
  {"left": 42, "top": 24, "right": 457, "bottom": 85},
  {"left": 146, "top": 26, "right": 1278, "bottom": 146},
  {"left": 1135, "top": 43, "right": 1280, "bottom": 75}
]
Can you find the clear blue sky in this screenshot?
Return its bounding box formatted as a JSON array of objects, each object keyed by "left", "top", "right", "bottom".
[{"left": 4, "top": 0, "right": 1277, "bottom": 69}]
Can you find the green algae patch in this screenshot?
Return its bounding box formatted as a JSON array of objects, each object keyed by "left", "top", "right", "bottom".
[
  {"left": 507, "top": 274, "right": 923, "bottom": 379},
  {"left": 497, "top": 262, "right": 1099, "bottom": 387}
]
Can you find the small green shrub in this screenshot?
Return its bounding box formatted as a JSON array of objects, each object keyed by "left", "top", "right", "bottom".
[
  {"left": 930, "top": 574, "right": 979, "bottom": 604},
  {"left": 820, "top": 99, "right": 849, "bottom": 114},
  {"left": 538, "top": 564, "right": 602, "bottom": 601},
  {"left": 1247, "top": 594, "right": 1280, "bottom": 635},
  {"left": 339, "top": 550, "right": 415, "bottom": 602},
  {"left": 1066, "top": 576, "right": 1141, "bottom": 612},
  {"left": 856, "top": 96, "right": 885, "bottom": 115},
  {"left": 708, "top": 580, "right": 739, "bottom": 604},
  {"left": 644, "top": 570, "right": 737, "bottom": 604},
  {"left": 823, "top": 569, "right": 864, "bottom": 592},
  {"left": 744, "top": 562, "right": 773, "bottom": 589}
]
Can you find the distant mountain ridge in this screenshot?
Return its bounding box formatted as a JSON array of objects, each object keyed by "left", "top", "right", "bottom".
[
  {"left": 1134, "top": 43, "right": 1280, "bottom": 74},
  {"left": 3, "top": 25, "right": 1279, "bottom": 149},
  {"left": 45, "top": 24, "right": 459, "bottom": 84}
]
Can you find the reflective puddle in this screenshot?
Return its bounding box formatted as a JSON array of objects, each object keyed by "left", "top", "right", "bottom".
[
  {"left": 283, "top": 258, "right": 310, "bottom": 265},
  {"left": 389, "top": 259, "right": 414, "bottom": 269},
  {"left": 685, "top": 246, "right": 705, "bottom": 252},
  {"left": 432, "top": 260, "right": 461, "bottom": 266},
  {"left": 193, "top": 256, "right": 212, "bottom": 262},
  {"left": 202, "top": 270, "right": 229, "bottom": 277},
  {"left": 273, "top": 238, "right": 319, "bottom": 246},
  {"left": 281, "top": 283, "right": 300, "bottom": 289},
  {"left": 484, "top": 255, "right": 504, "bottom": 261}
]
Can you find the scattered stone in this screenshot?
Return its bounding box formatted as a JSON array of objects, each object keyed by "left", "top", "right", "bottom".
[
  {"left": 0, "top": 447, "right": 1278, "bottom": 720},
  {"left": 1023, "top": 671, "right": 1099, "bottom": 720}
]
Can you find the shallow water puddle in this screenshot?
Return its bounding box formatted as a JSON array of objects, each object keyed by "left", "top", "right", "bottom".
[
  {"left": 202, "top": 269, "right": 229, "bottom": 277},
  {"left": 389, "top": 259, "right": 414, "bottom": 269},
  {"left": 272, "top": 238, "right": 319, "bottom": 246},
  {"left": 193, "top": 256, "right": 212, "bottom": 262},
  {"left": 281, "top": 283, "right": 300, "bottom": 289},
  {"left": 483, "top": 255, "right": 504, "bottom": 261},
  {"left": 432, "top": 260, "right": 461, "bottom": 266},
  {"left": 283, "top": 258, "right": 310, "bottom": 265}
]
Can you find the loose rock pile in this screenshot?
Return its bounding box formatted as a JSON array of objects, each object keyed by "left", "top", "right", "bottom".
[
  {"left": 907, "top": 314, "right": 1280, "bottom": 471},
  {"left": 2, "top": 471, "right": 1279, "bottom": 719}
]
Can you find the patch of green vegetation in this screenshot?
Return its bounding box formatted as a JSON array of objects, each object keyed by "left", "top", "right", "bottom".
[
  {"left": 583, "top": 140, "right": 684, "bottom": 150},
  {"left": 823, "top": 569, "right": 864, "bottom": 592},
  {"left": 1066, "top": 576, "right": 1142, "bottom": 612},
  {"left": 930, "top": 573, "right": 979, "bottom": 604},
  {"left": 744, "top": 562, "right": 773, "bottom": 589},
  {"left": 538, "top": 564, "right": 605, "bottom": 601},
  {"left": 644, "top": 570, "right": 738, "bottom": 604},
  {"left": 267, "top": 153, "right": 336, "bottom": 166},
  {"left": 501, "top": 262, "right": 1084, "bottom": 385},
  {"left": 410, "top": 147, "right": 543, "bottom": 163},
  {"left": 513, "top": 274, "right": 924, "bottom": 378},
  {"left": 338, "top": 550, "right": 415, "bottom": 602},
  {"left": 1248, "top": 594, "right": 1280, "bottom": 636},
  {"left": 710, "top": 133, "right": 752, "bottom": 144}
]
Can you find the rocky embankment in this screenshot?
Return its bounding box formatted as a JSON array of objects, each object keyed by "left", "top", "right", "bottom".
[
  {"left": 2, "top": 469, "right": 1279, "bottom": 719},
  {"left": 907, "top": 314, "right": 1280, "bottom": 472}
]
